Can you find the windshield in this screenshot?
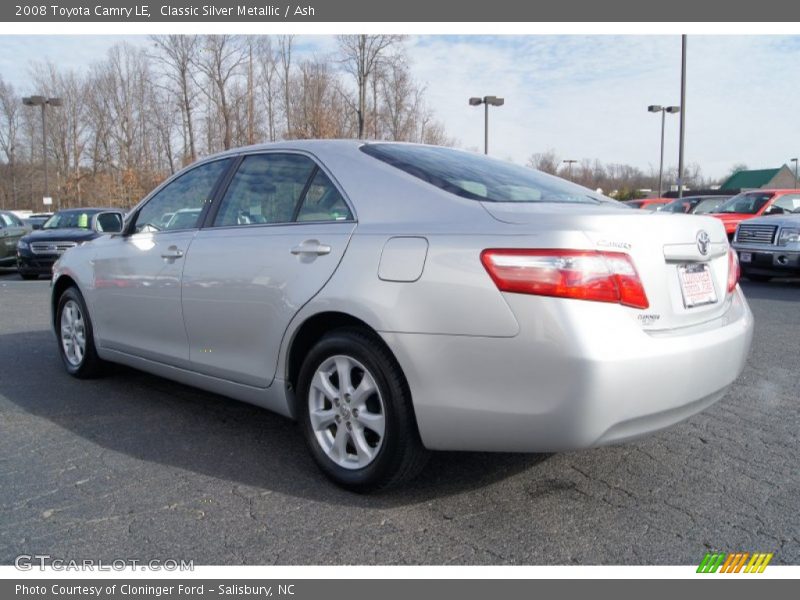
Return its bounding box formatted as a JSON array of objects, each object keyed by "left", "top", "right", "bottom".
[
  {"left": 714, "top": 192, "right": 773, "bottom": 215},
  {"left": 661, "top": 199, "right": 697, "bottom": 214},
  {"left": 43, "top": 211, "right": 95, "bottom": 230},
  {"left": 693, "top": 198, "right": 726, "bottom": 214},
  {"left": 361, "top": 144, "right": 609, "bottom": 205}
]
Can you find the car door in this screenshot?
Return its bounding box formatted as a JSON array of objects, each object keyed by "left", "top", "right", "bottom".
[
  {"left": 0, "top": 213, "right": 26, "bottom": 262},
  {"left": 91, "top": 158, "right": 233, "bottom": 367},
  {"left": 181, "top": 152, "right": 356, "bottom": 387}
]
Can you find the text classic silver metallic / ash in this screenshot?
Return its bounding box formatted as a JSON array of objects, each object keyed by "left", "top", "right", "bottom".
[{"left": 51, "top": 141, "right": 753, "bottom": 492}]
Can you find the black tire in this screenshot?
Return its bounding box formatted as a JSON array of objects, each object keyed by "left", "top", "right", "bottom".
[
  {"left": 743, "top": 273, "right": 772, "bottom": 283},
  {"left": 55, "top": 286, "right": 104, "bottom": 378},
  {"left": 20, "top": 273, "right": 38, "bottom": 280},
  {"left": 296, "top": 328, "right": 430, "bottom": 492}
]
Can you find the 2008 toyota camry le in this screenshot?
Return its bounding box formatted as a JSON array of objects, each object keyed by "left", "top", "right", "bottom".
[{"left": 51, "top": 140, "right": 754, "bottom": 492}]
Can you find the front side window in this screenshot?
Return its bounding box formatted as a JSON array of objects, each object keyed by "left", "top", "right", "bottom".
[
  {"left": 134, "top": 158, "right": 231, "bottom": 233},
  {"left": 360, "top": 143, "right": 610, "bottom": 205},
  {"left": 771, "top": 194, "right": 800, "bottom": 213}
]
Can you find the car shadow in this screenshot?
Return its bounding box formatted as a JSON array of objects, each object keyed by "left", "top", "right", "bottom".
[
  {"left": 739, "top": 278, "right": 800, "bottom": 301},
  {"left": 0, "top": 329, "right": 549, "bottom": 508}
]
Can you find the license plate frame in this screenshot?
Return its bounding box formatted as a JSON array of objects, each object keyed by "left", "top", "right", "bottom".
[{"left": 678, "top": 263, "right": 718, "bottom": 309}]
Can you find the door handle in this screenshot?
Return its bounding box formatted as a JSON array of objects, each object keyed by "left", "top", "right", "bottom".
[
  {"left": 291, "top": 240, "right": 332, "bottom": 256},
  {"left": 161, "top": 246, "right": 184, "bottom": 260}
]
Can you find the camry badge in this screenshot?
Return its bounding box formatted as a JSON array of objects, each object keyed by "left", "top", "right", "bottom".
[{"left": 696, "top": 230, "right": 710, "bottom": 256}]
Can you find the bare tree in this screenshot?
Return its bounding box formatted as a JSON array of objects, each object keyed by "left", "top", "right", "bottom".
[
  {"left": 255, "top": 37, "right": 280, "bottom": 142},
  {"left": 527, "top": 150, "right": 560, "bottom": 175},
  {"left": 150, "top": 34, "right": 200, "bottom": 163},
  {"left": 337, "top": 34, "right": 404, "bottom": 139},
  {"left": 0, "top": 76, "right": 21, "bottom": 209},
  {"left": 278, "top": 35, "right": 294, "bottom": 138},
  {"left": 192, "top": 35, "right": 247, "bottom": 151}
]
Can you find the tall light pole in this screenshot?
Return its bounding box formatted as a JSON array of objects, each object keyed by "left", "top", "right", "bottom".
[
  {"left": 677, "top": 34, "right": 688, "bottom": 198},
  {"left": 469, "top": 95, "right": 504, "bottom": 154},
  {"left": 22, "top": 95, "right": 63, "bottom": 208},
  {"left": 563, "top": 159, "right": 578, "bottom": 180},
  {"left": 791, "top": 158, "right": 798, "bottom": 189},
  {"left": 647, "top": 105, "right": 680, "bottom": 197}
]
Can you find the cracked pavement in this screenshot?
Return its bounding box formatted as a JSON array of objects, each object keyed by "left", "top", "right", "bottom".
[{"left": 0, "top": 271, "right": 798, "bottom": 565}]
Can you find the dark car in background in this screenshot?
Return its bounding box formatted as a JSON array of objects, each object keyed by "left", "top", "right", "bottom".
[
  {"left": 16, "top": 208, "right": 123, "bottom": 280},
  {"left": 0, "top": 211, "right": 29, "bottom": 268},
  {"left": 732, "top": 211, "right": 800, "bottom": 282},
  {"left": 659, "top": 195, "right": 731, "bottom": 215}
]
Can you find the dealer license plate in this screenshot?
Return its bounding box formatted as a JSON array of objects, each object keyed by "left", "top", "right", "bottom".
[
  {"left": 678, "top": 263, "right": 717, "bottom": 308},
  {"left": 739, "top": 252, "right": 752, "bottom": 263}
]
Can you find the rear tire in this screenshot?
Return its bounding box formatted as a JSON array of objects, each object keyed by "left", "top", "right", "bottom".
[
  {"left": 56, "top": 286, "right": 104, "bottom": 378},
  {"left": 296, "top": 328, "right": 429, "bottom": 492},
  {"left": 20, "top": 273, "right": 38, "bottom": 280}
]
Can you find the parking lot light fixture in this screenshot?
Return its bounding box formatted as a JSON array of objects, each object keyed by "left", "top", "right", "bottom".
[
  {"left": 563, "top": 159, "right": 578, "bottom": 180},
  {"left": 791, "top": 158, "right": 798, "bottom": 189},
  {"left": 469, "top": 95, "right": 505, "bottom": 154},
  {"left": 22, "top": 95, "right": 63, "bottom": 209},
  {"left": 648, "top": 104, "right": 681, "bottom": 197}
]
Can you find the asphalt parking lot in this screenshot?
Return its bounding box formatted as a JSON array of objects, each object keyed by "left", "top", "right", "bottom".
[{"left": 0, "top": 269, "right": 798, "bottom": 565}]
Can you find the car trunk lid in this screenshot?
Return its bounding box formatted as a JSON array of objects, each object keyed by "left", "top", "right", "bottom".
[{"left": 481, "top": 202, "right": 733, "bottom": 331}]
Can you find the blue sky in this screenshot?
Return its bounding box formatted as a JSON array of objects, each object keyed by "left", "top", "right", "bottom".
[{"left": 0, "top": 34, "right": 798, "bottom": 179}]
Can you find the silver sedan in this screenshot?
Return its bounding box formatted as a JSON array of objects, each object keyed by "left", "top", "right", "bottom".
[{"left": 51, "top": 141, "right": 754, "bottom": 491}]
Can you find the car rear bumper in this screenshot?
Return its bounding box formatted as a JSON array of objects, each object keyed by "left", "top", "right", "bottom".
[{"left": 382, "top": 287, "right": 753, "bottom": 452}]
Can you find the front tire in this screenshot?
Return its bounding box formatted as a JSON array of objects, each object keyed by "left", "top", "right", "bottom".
[
  {"left": 20, "top": 273, "right": 38, "bottom": 280},
  {"left": 56, "top": 286, "right": 104, "bottom": 378},
  {"left": 296, "top": 328, "right": 429, "bottom": 492}
]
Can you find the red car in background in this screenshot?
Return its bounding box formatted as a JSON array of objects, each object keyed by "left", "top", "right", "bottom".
[
  {"left": 622, "top": 198, "right": 671, "bottom": 210},
  {"left": 710, "top": 189, "right": 800, "bottom": 238}
]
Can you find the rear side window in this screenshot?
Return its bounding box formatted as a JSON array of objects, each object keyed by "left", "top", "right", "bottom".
[
  {"left": 296, "top": 170, "right": 353, "bottom": 222},
  {"left": 360, "top": 143, "right": 609, "bottom": 205}
]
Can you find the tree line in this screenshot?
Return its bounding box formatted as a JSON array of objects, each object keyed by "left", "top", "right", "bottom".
[
  {"left": 0, "top": 35, "right": 451, "bottom": 211},
  {"left": 527, "top": 149, "right": 714, "bottom": 200}
]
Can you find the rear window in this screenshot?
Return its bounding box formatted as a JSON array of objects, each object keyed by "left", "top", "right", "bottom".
[{"left": 360, "top": 144, "right": 609, "bottom": 205}]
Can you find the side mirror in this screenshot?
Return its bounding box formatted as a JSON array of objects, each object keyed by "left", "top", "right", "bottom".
[
  {"left": 32, "top": 223, "right": 42, "bottom": 230},
  {"left": 92, "top": 211, "right": 125, "bottom": 234},
  {"left": 765, "top": 206, "right": 784, "bottom": 215}
]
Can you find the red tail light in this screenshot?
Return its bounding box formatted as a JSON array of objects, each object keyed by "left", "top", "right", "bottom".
[
  {"left": 480, "top": 249, "right": 649, "bottom": 309},
  {"left": 727, "top": 247, "right": 740, "bottom": 293}
]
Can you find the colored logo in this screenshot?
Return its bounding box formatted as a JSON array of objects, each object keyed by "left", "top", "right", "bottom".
[{"left": 697, "top": 552, "right": 773, "bottom": 573}]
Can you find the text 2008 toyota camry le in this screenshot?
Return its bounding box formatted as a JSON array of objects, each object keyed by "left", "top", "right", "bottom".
[{"left": 51, "top": 141, "right": 753, "bottom": 491}]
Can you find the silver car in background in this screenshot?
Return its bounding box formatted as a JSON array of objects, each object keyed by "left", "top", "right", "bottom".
[{"left": 51, "top": 141, "right": 754, "bottom": 491}]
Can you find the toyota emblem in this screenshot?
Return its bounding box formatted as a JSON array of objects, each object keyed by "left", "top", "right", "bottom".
[{"left": 696, "top": 230, "right": 710, "bottom": 256}]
